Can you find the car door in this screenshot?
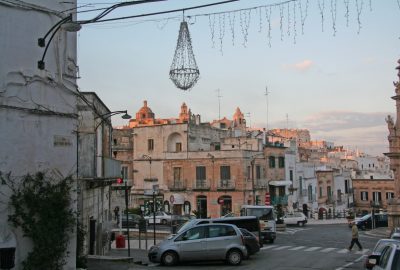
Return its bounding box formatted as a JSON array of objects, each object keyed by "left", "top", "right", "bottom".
[
  {"left": 175, "top": 226, "right": 207, "bottom": 261},
  {"left": 284, "top": 214, "right": 294, "bottom": 225},
  {"left": 374, "top": 245, "right": 393, "bottom": 270},
  {"left": 206, "top": 225, "right": 238, "bottom": 260}
]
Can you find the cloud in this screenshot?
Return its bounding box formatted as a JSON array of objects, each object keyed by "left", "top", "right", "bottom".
[{"left": 283, "top": 60, "right": 314, "bottom": 71}]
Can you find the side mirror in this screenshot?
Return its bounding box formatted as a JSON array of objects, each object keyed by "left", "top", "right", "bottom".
[{"left": 366, "top": 254, "right": 380, "bottom": 269}]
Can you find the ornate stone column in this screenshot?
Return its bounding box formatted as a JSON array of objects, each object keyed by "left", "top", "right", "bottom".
[{"left": 385, "top": 59, "right": 400, "bottom": 229}]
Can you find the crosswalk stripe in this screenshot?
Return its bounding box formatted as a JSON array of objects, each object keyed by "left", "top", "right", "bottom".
[
  {"left": 273, "top": 246, "right": 292, "bottom": 250},
  {"left": 304, "top": 247, "right": 321, "bottom": 252},
  {"left": 355, "top": 249, "right": 369, "bottom": 254},
  {"left": 289, "top": 246, "right": 306, "bottom": 250},
  {"left": 261, "top": 245, "right": 276, "bottom": 250},
  {"left": 337, "top": 249, "right": 349, "bottom": 254},
  {"left": 320, "top": 248, "right": 337, "bottom": 253}
]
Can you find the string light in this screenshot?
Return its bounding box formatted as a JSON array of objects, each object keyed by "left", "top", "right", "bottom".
[
  {"left": 208, "top": 14, "right": 216, "bottom": 48},
  {"left": 344, "top": 0, "right": 350, "bottom": 27},
  {"left": 218, "top": 13, "right": 226, "bottom": 55},
  {"left": 287, "top": 2, "right": 291, "bottom": 37},
  {"left": 239, "top": 9, "right": 251, "bottom": 47},
  {"left": 299, "top": 0, "right": 309, "bottom": 35},
  {"left": 228, "top": 12, "right": 236, "bottom": 46},
  {"left": 318, "top": 0, "right": 326, "bottom": 32},
  {"left": 356, "top": 0, "right": 364, "bottom": 34},
  {"left": 279, "top": 4, "right": 285, "bottom": 41},
  {"left": 330, "top": 0, "right": 337, "bottom": 36},
  {"left": 265, "top": 6, "right": 272, "bottom": 47},
  {"left": 293, "top": 0, "right": 297, "bottom": 44}
]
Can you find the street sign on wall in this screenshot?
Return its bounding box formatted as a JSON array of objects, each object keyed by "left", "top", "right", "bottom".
[{"left": 265, "top": 192, "right": 271, "bottom": 205}]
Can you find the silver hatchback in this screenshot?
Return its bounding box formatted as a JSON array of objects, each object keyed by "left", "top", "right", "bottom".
[{"left": 148, "top": 223, "right": 247, "bottom": 266}]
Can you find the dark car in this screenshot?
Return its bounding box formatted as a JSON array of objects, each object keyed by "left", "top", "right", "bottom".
[
  {"left": 121, "top": 214, "right": 141, "bottom": 228},
  {"left": 239, "top": 228, "right": 260, "bottom": 258},
  {"left": 390, "top": 227, "right": 400, "bottom": 240},
  {"left": 354, "top": 213, "right": 388, "bottom": 230}
]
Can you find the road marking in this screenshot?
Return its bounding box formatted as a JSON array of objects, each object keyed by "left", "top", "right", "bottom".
[
  {"left": 304, "top": 247, "right": 320, "bottom": 252},
  {"left": 261, "top": 245, "right": 276, "bottom": 250},
  {"left": 337, "top": 249, "right": 350, "bottom": 254},
  {"left": 355, "top": 249, "right": 369, "bottom": 254},
  {"left": 320, "top": 247, "right": 337, "bottom": 253},
  {"left": 289, "top": 246, "right": 306, "bottom": 250},
  {"left": 335, "top": 255, "right": 366, "bottom": 270},
  {"left": 273, "top": 245, "right": 292, "bottom": 250}
]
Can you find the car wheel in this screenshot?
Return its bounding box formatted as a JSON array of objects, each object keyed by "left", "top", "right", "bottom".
[
  {"left": 161, "top": 219, "right": 167, "bottom": 225},
  {"left": 161, "top": 251, "right": 178, "bottom": 266},
  {"left": 269, "top": 239, "right": 274, "bottom": 244},
  {"left": 298, "top": 221, "right": 304, "bottom": 227},
  {"left": 226, "top": 249, "right": 242, "bottom": 265}
]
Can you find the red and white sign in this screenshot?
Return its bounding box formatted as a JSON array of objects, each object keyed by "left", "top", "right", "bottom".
[
  {"left": 218, "top": 198, "right": 224, "bottom": 205},
  {"left": 265, "top": 192, "right": 271, "bottom": 205}
]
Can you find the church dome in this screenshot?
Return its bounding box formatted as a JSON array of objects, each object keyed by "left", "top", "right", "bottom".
[{"left": 136, "top": 100, "right": 155, "bottom": 120}]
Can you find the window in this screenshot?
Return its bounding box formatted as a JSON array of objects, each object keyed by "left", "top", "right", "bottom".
[
  {"left": 177, "top": 226, "right": 206, "bottom": 241},
  {"left": 327, "top": 186, "right": 332, "bottom": 200},
  {"left": 299, "top": 176, "right": 303, "bottom": 195},
  {"left": 196, "top": 166, "right": 206, "bottom": 180},
  {"left": 308, "top": 185, "right": 313, "bottom": 202},
  {"left": 387, "top": 192, "right": 394, "bottom": 199},
  {"left": 361, "top": 191, "right": 368, "bottom": 201},
  {"left": 373, "top": 192, "right": 382, "bottom": 202},
  {"left": 256, "top": 165, "right": 261, "bottom": 179},
  {"left": 176, "top": 142, "right": 182, "bottom": 152},
  {"left": 345, "top": 180, "right": 349, "bottom": 194},
  {"left": 121, "top": 166, "right": 128, "bottom": 179},
  {"left": 173, "top": 167, "right": 181, "bottom": 181},
  {"left": 269, "top": 156, "right": 275, "bottom": 168},
  {"left": 289, "top": 170, "right": 293, "bottom": 181},
  {"left": 148, "top": 139, "right": 154, "bottom": 151},
  {"left": 246, "top": 166, "right": 251, "bottom": 179},
  {"left": 319, "top": 187, "right": 323, "bottom": 198},
  {"left": 278, "top": 157, "right": 285, "bottom": 168},
  {"left": 337, "top": 189, "right": 342, "bottom": 202},
  {"left": 220, "top": 166, "right": 231, "bottom": 180},
  {"left": 208, "top": 225, "right": 236, "bottom": 238}
]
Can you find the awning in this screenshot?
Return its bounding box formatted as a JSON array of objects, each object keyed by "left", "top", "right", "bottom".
[{"left": 269, "top": 180, "right": 292, "bottom": 186}]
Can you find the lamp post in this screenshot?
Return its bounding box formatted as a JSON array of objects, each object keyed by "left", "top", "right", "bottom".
[
  {"left": 152, "top": 184, "right": 159, "bottom": 246},
  {"left": 95, "top": 110, "right": 131, "bottom": 131},
  {"left": 124, "top": 181, "right": 131, "bottom": 257}
]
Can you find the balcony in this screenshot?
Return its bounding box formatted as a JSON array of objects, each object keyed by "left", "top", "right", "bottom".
[
  {"left": 193, "top": 180, "right": 211, "bottom": 191},
  {"left": 169, "top": 181, "right": 186, "bottom": 191},
  {"left": 144, "top": 178, "right": 158, "bottom": 182},
  {"left": 217, "top": 180, "right": 236, "bottom": 191},
  {"left": 254, "top": 179, "right": 268, "bottom": 189},
  {"left": 271, "top": 195, "right": 288, "bottom": 206}
]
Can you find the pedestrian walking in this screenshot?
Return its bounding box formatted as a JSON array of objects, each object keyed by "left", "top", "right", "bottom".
[
  {"left": 348, "top": 223, "right": 363, "bottom": 251},
  {"left": 114, "top": 206, "right": 120, "bottom": 223}
]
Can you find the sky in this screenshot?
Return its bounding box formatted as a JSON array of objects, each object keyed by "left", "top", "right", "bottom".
[{"left": 76, "top": 0, "right": 400, "bottom": 156}]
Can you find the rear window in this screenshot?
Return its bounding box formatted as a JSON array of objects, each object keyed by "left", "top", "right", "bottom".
[
  {"left": 243, "top": 208, "right": 275, "bottom": 221},
  {"left": 213, "top": 218, "right": 259, "bottom": 232}
]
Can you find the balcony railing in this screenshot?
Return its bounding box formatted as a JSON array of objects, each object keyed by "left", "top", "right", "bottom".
[
  {"left": 271, "top": 195, "right": 288, "bottom": 206},
  {"left": 169, "top": 181, "right": 186, "bottom": 191},
  {"left": 217, "top": 180, "right": 235, "bottom": 191},
  {"left": 193, "top": 180, "right": 211, "bottom": 191},
  {"left": 254, "top": 179, "right": 268, "bottom": 189}
]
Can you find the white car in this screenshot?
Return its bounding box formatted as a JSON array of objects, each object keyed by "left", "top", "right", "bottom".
[
  {"left": 283, "top": 212, "right": 307, "bottom": 226},
  {"left": 145, "top": 211, "right": 172, "bottom": 225}
]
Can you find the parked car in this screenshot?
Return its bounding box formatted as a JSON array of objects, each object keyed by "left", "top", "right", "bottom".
[
  {"left": 145, "top": 211, "right": 172, "bottom": 225},
  {"left": 239, "top": 228, "right": 260, "bottom": 258},
  {"left": 390, "top": 227, "right": 400, "bottom": 240},
  {"left": 121, "top": 214, "right": 141, "bottom": 228},
  {"left": 354, "top": 213, "right": 388, "bottom": 230},
  {"left": 148, "top": 223, "right": 247, "bottom": 266},
  {"left": 366, "top": 242, "right": 400, "bottom": 269},
  {"left": 283, "top": 212, "right": 308, "bottom": 226},
  {"left": 177, "top": 216, "right": 263, "bottom": 247},
  {"left": 365, "top": 239, "right": 400, "bottom": 269}
]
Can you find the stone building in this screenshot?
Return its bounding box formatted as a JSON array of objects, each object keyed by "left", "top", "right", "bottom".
[{"left": 113, "top": 101, "right": 290, "bottom": 218}]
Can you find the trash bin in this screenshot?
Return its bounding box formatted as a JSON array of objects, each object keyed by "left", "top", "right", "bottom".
[
  {"left": 115, "top": 234, "right": 125, "bottom": 248},
  {"left": 0, "top": 247, "right": 16, "bottom": 269}
]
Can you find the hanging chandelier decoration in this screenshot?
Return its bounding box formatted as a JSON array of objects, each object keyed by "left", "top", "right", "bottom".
[{"left": 169, "top": 18, "right": 200, "bottom": 91}]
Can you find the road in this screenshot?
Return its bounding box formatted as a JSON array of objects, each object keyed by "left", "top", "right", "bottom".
[{"left": 88, "top": 224, "right": 382, "bottom": 270}]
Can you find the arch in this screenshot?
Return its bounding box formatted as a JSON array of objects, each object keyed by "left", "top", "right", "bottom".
[{"left": 166, "top": 132, "right": 184, "bottom": 152}]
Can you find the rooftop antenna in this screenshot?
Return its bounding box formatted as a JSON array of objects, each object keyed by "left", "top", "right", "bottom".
[
  {"left": 265, "top": 86, "right": 270, "bottom": 131},
  {"left": 216, "top": 89, "right": 222, "bottom": 120}
]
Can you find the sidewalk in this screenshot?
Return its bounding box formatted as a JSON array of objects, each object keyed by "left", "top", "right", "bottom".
[
  {"left": 365, "top": 226, "right": 391, "bottom": 238},
  {"left": 307, "top": 218, "right": 348, "bottom": 225}
]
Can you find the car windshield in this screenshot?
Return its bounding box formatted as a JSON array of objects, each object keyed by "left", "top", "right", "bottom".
[
  {"left": 360, "top": 214, "right": 371, "bottom": 220},
  {"left": 245, "top": 208, "right": 275, "bottom": 221}
]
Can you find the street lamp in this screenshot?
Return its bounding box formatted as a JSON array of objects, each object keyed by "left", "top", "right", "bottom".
[
  {"left": 152, "top": 184, "right": 159, "bottom": 246},
  {"left": 95, "top": 110, "right": 131, "bottom": 131},
  {"left": 37, "top": 0, "right": 167, "bottom": 70}
]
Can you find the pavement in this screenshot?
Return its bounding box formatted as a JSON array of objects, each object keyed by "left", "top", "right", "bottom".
[{"left": 86, "top": 219, "right": 390, "bottom": 269}]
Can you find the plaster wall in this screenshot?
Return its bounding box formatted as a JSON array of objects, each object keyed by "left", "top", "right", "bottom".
[{"left": 0, "top": 1, "right": 78, "bottom": 269}]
